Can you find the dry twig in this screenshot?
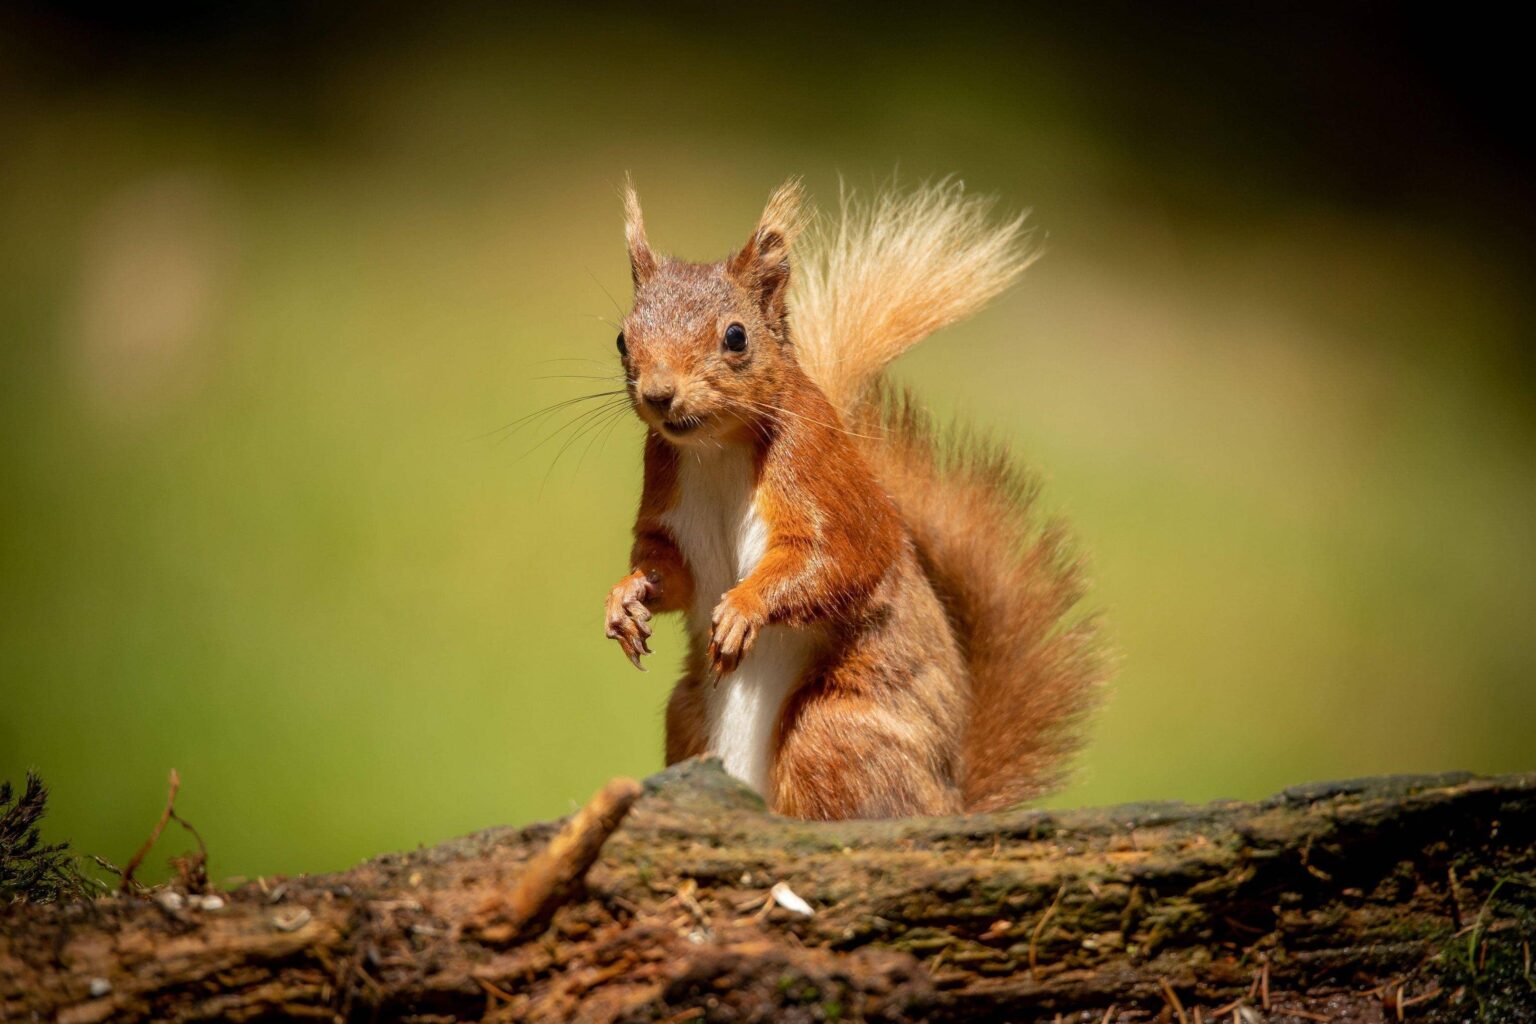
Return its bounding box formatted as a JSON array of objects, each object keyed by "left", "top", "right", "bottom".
[
  {"left": 1160, "top": 977, "right": 1190, "bottom": 1024},
  {"left": 119, "top": 770, "right": 180, "bottom": 892},
  {"left": 471, "top": 777, "right": 642, "bottom": 945},
  {"left": 1029, "top": 882, "right": 1067, "bottom": 978}
]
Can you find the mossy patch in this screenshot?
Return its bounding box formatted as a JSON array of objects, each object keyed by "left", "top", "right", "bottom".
[{"left": 1, "top": 772, "right": 95, "bottom": 904}]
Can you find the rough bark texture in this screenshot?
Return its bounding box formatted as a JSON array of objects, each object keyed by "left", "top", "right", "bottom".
[{"left": 3, "top": 762, "right": 1533, "bottom": 1023}]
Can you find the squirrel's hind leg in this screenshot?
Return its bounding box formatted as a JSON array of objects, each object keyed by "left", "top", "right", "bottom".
[
  {"left": 663, "top": 653, "right": 710, "bottom": 765},
  {"left": 771, "top": 659, "right": 964, "bottom": 820}
]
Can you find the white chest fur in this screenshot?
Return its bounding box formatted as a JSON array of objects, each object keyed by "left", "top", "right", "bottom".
[{"left": 661, "top": 446, "right": 814, "bottom": 798}]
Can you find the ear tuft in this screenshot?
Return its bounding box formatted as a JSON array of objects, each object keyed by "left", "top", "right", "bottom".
[
  {"left": 622, "top": 175, "right": 658, "bottom": 287},
  {"left": 727, "top": 178, "right": 808, "bottom": 326}
]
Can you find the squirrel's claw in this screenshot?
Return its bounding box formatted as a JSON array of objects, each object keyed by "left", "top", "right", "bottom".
[
  {"left": 707, "top": 592, "right": 761, "bottom": 677},
  {"left": 611, "top": 627, "right": 647, "bottom": 670},
  {"left": 605, "top": 572, "right": 656, "bottom": 671}
]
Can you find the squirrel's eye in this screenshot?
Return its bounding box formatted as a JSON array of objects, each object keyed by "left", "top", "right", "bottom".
[
  {"left": 723, "top": 323, "right": 748, "bottom": 353},
  {"left": 616, "top": 332, "right": 627, "bottom": 358}
]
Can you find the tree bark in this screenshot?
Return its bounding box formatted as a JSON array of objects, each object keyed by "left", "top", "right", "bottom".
[{"left": 3, "top": 762, "right": 1533, "bottom": 1023}]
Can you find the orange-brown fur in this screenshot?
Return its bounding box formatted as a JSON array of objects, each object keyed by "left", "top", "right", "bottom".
[
  {"left": 853, "top": 388, "right": 1102, "bottom": 810},
  {"left": 602, "top": 178, "right": 1103, "bottom": 818}
]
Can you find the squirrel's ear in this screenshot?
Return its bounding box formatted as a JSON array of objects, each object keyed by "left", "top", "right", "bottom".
[
  {"left": 727, "top": 178, "right": 806, "bottom": 327},
  {"left": 622, "top": 178, "right": 658, "bottom": 288}
]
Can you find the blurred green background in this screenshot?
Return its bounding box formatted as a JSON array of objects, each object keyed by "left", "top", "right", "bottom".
[{"left": 2, "top": 4, "right": 1533, "bottom": 885}]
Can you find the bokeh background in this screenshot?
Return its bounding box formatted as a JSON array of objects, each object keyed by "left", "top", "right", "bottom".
[{"left": 2, "top": 3, "right": 1533, "bottom": 885}]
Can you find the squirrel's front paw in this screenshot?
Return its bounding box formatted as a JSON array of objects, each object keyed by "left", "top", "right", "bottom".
[
  {"left": 604, "top": 571, "right": 655, "bottom": 670},
  {"left": 707, "top": 589, "right": 765, "bottom": 677}
]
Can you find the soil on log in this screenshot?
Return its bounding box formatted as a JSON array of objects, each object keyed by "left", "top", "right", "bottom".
[{"left": 3, "top": 761, "right": 1533, "bottom": 1023}]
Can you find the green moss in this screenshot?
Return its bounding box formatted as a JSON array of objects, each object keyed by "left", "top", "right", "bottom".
[
  {"left": 888, "top": 927, "right": 956, "bottom": 953},
  {"left": 1, "top": 773, "right": 95, "bottom": 904},
  {"left": 1435, "top": 874, "right": 1536, "bottom": 1022},
  {"left": 1135, "top": 895, "right": 1207, "bottom": 956}
]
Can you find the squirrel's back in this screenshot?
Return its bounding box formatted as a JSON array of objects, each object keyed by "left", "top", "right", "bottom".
[{"left": 791, "top": 180, "right": 1105, "bottom": 810}]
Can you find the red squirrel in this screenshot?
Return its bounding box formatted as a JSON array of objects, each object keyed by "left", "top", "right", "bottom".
[{"left": 603, "top": 178, "right": 1104, "bottom": 819}]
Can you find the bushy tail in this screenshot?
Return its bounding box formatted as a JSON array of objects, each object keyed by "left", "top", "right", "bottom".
[
  {"left": 858, "top": 388, "right": 1104, "bottom": 810},
  {"left": 791, "top": 180, "right": 1105, "bottom": 811},
  {"left": 792, "top": 180, "right": 1036, "bottom": 417}
]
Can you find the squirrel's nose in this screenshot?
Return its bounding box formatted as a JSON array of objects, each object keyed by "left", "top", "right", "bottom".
[{"left": 641, "top": 386, "right": 676, "bottom": 414}]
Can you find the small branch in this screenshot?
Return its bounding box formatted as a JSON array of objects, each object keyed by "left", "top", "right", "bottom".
[
  {"left": 1029, "top": 881, "right": 1066, "bottom": 978},
  {"left": 470, "top": 776, "right": 642, "bottom": 944},
  {"left": 118, "top": 769, "right": 180, "bottom": 893},
  {"left": 1160, "top": 977, "right": 1190, "bottom": 1024},
  {"left": 167, "top": 804, "right": 211, "bottom": 891}
]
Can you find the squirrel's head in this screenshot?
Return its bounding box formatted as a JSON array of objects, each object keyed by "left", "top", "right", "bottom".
[{"left": 617, "top": 179, "right": 806, "bottom": 447}]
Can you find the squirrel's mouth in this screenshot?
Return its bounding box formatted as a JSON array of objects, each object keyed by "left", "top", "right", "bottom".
[{"left": 661, "top": 415, "right": 705, "bottom": 437}]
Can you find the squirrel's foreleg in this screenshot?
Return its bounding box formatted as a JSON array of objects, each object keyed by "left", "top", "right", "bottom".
[{"left": 604, "top": 524, "right": 691, "bottom": 670}]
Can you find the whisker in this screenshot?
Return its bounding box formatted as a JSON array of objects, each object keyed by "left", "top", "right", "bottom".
[
  {"left": 530, "top": 373, "right": 626, "bottom": 384},
  {"left": 576, "top": 403, "right": 637, "bottom": 473},
  {"left": 741, "top": 408, "right": 774, "bottom": 448},
  {"left": 597, "top": 401, "right": 634, "bottom": 449},
  {"left": 541, "top": 402, "right": 634, "bottom": 493},
  {"left": 731, "top": 394, "right": 886, "bottom": 442},
  {"left": 474, "top": 389, "right": 628, "bottom": 442},
  {"left": 585, "top": 266, "right": 626, "bottom": 319},
  {"left": 517, "top": 398, "right": 631, "bottom": 461}
]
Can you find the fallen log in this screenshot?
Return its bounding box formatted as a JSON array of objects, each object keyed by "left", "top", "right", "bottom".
[{"left": 3, "top": 761, "right": 1533, "bottom": 1022}]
